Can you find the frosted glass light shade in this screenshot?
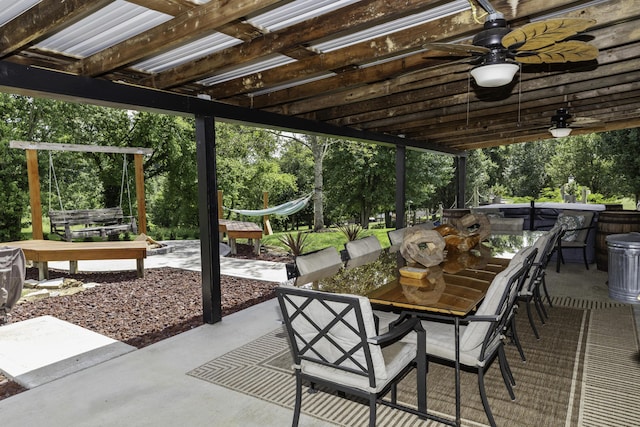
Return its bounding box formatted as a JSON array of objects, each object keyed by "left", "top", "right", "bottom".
[
  {"left": 549, "top": 127, "right": 572, "bottom": 138},
  {"left": 470, "top": 63, "right": 519, "bottom": 87}
]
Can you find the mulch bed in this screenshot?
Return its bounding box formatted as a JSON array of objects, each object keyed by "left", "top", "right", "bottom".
[{"left": 0, "top": 243, "right": 292, "bottom": 401}]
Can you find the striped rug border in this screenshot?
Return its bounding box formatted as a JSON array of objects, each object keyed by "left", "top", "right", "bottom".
[
  {"left": 188, "top": 304, "right": 639, "bottom": 426},
  {"left": 549, "top": 297, "right": 629, "bottom": 310}
]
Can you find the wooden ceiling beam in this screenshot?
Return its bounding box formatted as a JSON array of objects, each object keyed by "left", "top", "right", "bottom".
[
  {"left": 147, "top": 0, "right": 454, "bottom": 90},
  {"left": 202, "top": 0, "right": 615, "bottom": 99},
  {"left": 66, "top": 0, "right": 282, "bottom": 76},
  {"left": 291, "top": 18, "right": 640, "bottom": 124},
  {"left": 0, "top": 0, "right": 114, "bottom": 58},
  {"left": 361, "top": 60, "right": 640, "bottom": 134},
  {"left": 410, "top": 96, "right": 640, "bottom": 143}
]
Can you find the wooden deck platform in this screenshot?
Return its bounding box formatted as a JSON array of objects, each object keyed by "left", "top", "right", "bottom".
[
  {"left": 1, "top": 240, "right": 147, "bottom": 280},
  {"left": 218, "top": 219, "right": 263, "bottom": 255}
]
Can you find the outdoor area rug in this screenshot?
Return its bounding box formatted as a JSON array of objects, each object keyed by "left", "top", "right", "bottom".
[{"left": 188, "top": 300, "right": 640, "bottom": 426}]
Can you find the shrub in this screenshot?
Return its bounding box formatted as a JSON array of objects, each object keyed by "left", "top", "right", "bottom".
[
  {"left": 278, "top": 232, "right": 310, "bottom": 256},
  {"left": 337, "top": 223, "right": 364, "bottom": 241}
]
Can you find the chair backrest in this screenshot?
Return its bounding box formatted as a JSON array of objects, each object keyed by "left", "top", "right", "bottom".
[
  {"left": 387, "top": 228, "right": 406, "bottom": 253},
  {"left": 460, "top": 247, "right": 535, "bottom": 353},
  {"left": 344, "top": 235, "right": 382, "bottom": 269},
  {"left": 294, "top": 247, "right": 343, "bottom": 286},
  {"left": 557, "top": 210, "right": 595, "bottom": 243},
  {"left": 276, "top": 286, "right": 384, "bottom": 388},
  {"left": 517, "top": 233, "right": 552, "bottom": 293},
  {"left": 0, "top": 246, "right": 26, "bottom": 320}
]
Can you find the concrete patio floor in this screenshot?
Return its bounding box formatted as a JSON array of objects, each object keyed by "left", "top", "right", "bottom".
[{"left": 0, "top": 242, "right": 638, "bottom": 426}]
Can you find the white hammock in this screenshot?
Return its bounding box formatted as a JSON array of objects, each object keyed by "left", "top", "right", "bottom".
[{"left": 224, "top": 193, "right": 312, "bottom": 217}]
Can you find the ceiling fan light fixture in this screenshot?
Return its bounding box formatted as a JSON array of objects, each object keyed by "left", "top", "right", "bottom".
[
  {"left": 470, "top": 62, "right": 519, "bottom": 87},
  {"left": 549, "top": 127, "right": 572, "bottom": 138}
]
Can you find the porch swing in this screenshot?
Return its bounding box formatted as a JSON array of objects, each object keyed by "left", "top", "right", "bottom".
[{"left": 47, "top": 152, "right": 138, "bottom": 241}]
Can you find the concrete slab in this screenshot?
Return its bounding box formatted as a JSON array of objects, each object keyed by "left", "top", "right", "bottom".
[{"left": 0, "top": 316, "right": 135, "bottom": 388}]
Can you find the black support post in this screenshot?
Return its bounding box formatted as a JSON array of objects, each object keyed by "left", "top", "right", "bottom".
[
  {"left": 395, "top": 145, "right": 407, "bottom": 229},
  {"left": 455, "top": 155, "right": 466, "bottom": 209},
  {"left": 195, "top": 115, "right": 221, "bottom": 324}
]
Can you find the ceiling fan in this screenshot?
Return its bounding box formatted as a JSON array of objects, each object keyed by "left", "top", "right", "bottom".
[
  {"left": 424, "top": 0, "right": 599, "bottom": 87},
  {"left": 548, "top": 108, "right": 602, "bottom": 138}
]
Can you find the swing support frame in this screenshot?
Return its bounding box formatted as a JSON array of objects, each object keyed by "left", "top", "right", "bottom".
[{"left": 10, "top": 141, "right": 152, "bottom": 240}]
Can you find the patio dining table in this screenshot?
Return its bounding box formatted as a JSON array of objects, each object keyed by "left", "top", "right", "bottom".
[{"left": 365, "top": 231, "right": 544, "bottom": 426}]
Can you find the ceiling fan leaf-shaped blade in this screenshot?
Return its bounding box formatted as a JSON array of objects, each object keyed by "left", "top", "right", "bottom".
[
  {"left": 422, "top": 42, "right": 488, "bottom": 56},
  {"left": 503, "top": 18, "right": 597, "bottom": 50},
  {"left": 516, "top": 41, "right": 598, "bottom": 63}
]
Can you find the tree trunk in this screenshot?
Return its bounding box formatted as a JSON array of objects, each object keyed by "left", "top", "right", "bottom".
[{"left": 310, "top": 136, "right": 325, "bottom": 231}]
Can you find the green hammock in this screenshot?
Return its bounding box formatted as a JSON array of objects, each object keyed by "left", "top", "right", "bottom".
[{"left": 224, "top": 193, "right": 313, "bottom": 217}]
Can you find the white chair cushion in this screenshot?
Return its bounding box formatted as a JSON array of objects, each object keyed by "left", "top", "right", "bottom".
[
  {"left": 373, "top": 309, "right": 400, "bottom": 334},
  {"left": 458, "top": 259, "right": 523, "bottom": 352},
  {"left": 283, "top": 290, "right": 387, "bottom": 379},
  {"left": 388, "top": 228, "right": 406, "bottom": 253},
  {"left": 345, "top": 235, "right": 382, "bottom": 269},
  {"left": 402, "top": 321, "right": 499, "bottom": 368},
  {"left": 302, "top": 339, "right": 417, "bottom": 393},
  {"left": 294, "top": 247, "right": 343, "bottom": 285}
]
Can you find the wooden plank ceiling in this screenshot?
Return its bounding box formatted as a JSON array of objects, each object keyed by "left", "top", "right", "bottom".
[{"left": 1, "top": 0, "right": 639, "bottom": 153}]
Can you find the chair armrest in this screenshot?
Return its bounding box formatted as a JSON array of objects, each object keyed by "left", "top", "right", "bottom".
[
  {"left": 463, "top": 314, "right": 500, "bottom": 322},
  {"left": 368, "top": 317, "right": 423, "bottom": 346}
]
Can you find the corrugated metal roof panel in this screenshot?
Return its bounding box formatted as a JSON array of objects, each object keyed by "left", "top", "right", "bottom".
[
  {"left": 35, "top": 0, "right": 171, "bottom": 58},
  {"left": 198, "top": 54, "right": 297, "bottom": 86},
  {"left": 245, "top": 0, "right": 359, "bottom": 32},
  {"left": 133, "top": 33, "right": 243, "bottom": 73},
  {"left": 249, "top": 72, "right": 336, "bottom": 96},
  {"left": 311, "top": 0, "right": 470, "bottom": 53},
  {"left": 0, "top": 0, "right": 40, "bottom": 26}
]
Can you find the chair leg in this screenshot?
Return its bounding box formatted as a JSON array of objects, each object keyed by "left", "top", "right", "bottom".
[
  {"left": 510, "top": 316, "right": 526, "bottom": 362},
  {"left": 525, "top": 300, "right": 540, "bottom": 339},
  {"left": 498, "top": 347, "right": 516, "bottom": 398},
  {"left": 533, "top": 292, "right": 546, "bottom": 324},
  {"left": 541, "top": 275, "right": 553, "bottom": 308},
  {"left": 368, "top": 394, "right": 377, "bottom": 427},
  {"left": 583, "top": 246, "right": 589, "bottom": 270},
  {"left": 534, "top": 287, "right": 548, "bottom": 320},
  {"left": 293, "top": 373, "right": 303, "bottom": 427},
  {"left": 556, "top": 247, "right": 565, "bottom": 273},
  {"left": 478, "top": 368, "right": 497, "bottom": 427}
]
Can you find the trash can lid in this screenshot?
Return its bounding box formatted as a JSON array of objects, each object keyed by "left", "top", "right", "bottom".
[{"left": 606, "top": 232, "right": 640, "bottom": 248}]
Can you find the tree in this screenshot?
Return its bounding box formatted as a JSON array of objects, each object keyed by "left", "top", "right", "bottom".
[
  {"left": 214, "top": 124, "right": 297, "bottom": 223},
  {"left": 502, "top": 140, "right": 554, "bottom": 198},
  {"left": 464, "top": 149, "right": 495, "bottom": 206},
  {"left": 600, "top": 129, "right": 640, "bottom": 202},
  {"left": 270, "top": 132, "right": 336, "bottom": 231},
  {"left": 324, "top": 141, "right": 394, "bottom": 227},
  {"left": 546, "top": 133, "right": 613, "bottom": 197}
]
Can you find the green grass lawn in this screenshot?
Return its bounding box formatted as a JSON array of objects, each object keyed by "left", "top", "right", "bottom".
[{"left": 262, "top": 226, "right": 393, "bottom": 254}]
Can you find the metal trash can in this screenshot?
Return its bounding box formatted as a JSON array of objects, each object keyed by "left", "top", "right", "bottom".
[{"left": 606, "top": 232, "right": 640, "bottom": 303}]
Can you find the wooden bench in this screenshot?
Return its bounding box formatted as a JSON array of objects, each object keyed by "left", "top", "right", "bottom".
[
  {"left": 218, "top": 219, "right": 263, "bottom": 255},
  {"left": 49, "top": 207, "right": 137, "bottom": 241},
  {"left": 3, "top": 240, "right": 148, "bottom": 280}
]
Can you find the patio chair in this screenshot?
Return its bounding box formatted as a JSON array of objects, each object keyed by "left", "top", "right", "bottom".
[
  {"left": 387, "top": 228, "right": 406, "bottom": 253},
  {"left": 553, "top": 210, "right": 595, "bottom": 272},
  {"left": 403, "top": 255, "right": 532, "bottom": 427},
  {"left": 502, "top": 246, "right": 538, "bottom": 361},
  {"left": 287, "top": 247, "right": 343, "bottom": 288},
  {"left": 276, "top": 286, "right": 427, "bottom": 427},
  {"left": 344, "top": 235, "right": 382, "bottom": 269},
  {"left": 0, "top": 246, "right": 26, "bottom": 325}
]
